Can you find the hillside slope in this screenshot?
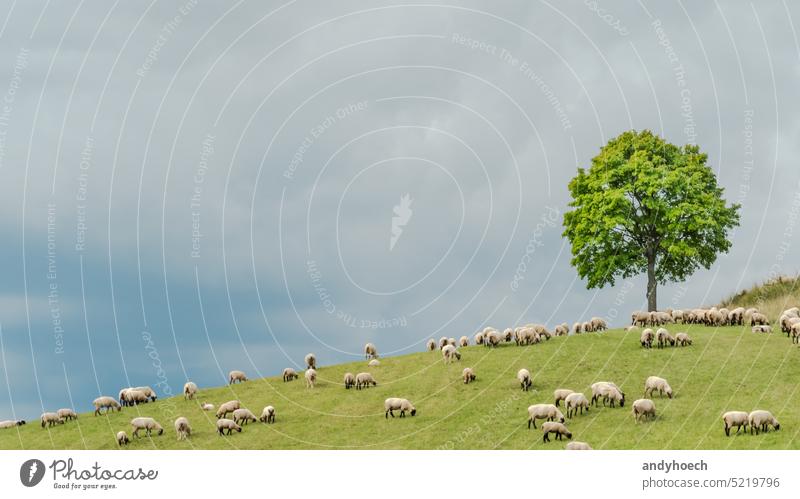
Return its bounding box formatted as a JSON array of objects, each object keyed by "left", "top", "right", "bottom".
[
  {"left": 719, "top": 275, "right": 800, "bottom": 320},
  {"left": 2, "top": 325, "right": 799, "bottom": 450}
]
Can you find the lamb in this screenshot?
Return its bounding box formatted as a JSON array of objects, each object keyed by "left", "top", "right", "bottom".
[
  {"left": 344, "top": 372, "right": 356, "bottom": 389},
  {"left": 305, "top": 353, "right": 317, "bottom": 369},
  {"left": 232, "top": 408, "right": 258, "bottom": 425},
  {"left": 40, "top": 412, "right": 65, "bottom": 428},
  {"left": 368, "top": 359, "right": 380, "bottom": 367},
  {"left": 564, "top": 392, "right": 590, "bottom": 418},
  {"left": 130, "top": 417, "right": 164, "bottom": 437},
  {"left": 384, "top": 398, "right": 416, "bottom": 418},
  {"left": 566, "top": 441, "right": 592, "bottom": 450},
  {"left": 517, "top": 368, "right": 532, "bottom": 391},
  {"left": 355, "top": 372, "right": 377, "bottom": 390},
  {"left": 282, "top": 368, "right": 299, "bottom": 382},
  {"left": 632, "top": 399, "right": 656, "bottom": 423},
  {"left": 462, "top": 367, "right": 476, "bottom": 384},
  {"left": 183, "top": 382, "right": 198, "bottom": 400},
  {"left": 364, "top": 343, "right": 378, "bottom": 359},
  {"left": 751, "top": 325, "right": 772, "bottom": 334},
  {"left": 215, "top": 400, "right": 241, "bottom": 419},
  {"left": 750, "top": 312, "right": 769, "bottom": 326},
  {"left": 216, "top": 418, "right": 242, "bottom": 435},
  {"left": 459, "top": 336, "right": 470, "bottom": 347},
  {"left": 201, "top": 403, "right": 214, "bottom": 411},
  {"left": 542, "top": 421, "right": 572, "bottom": 442},
  {"left": 260, "top": 406, "right": 276, "bottom": 424},
  {"left": 93, "top": 396, "right": 121, "bottom": 416},
  {"left": 228, "top": 370, "right": 248, "bottom": 384},
  {"left": 527, "top": 404, "right": 565, "bottom": 429},
  {"left": 0, "top": 419, "right": 25, "bottom": 428},
  {"left": 748, "top": 410, "right": 780, "bottom": 435},
  {"left": 591, "top": 382, "right": 625, "bottom": 407},
  {"left": 427, "top": 339, "right": 437, "bottom": 351},
  {"left": 441, "top": 344, "right": 461, "bottom": 364},
  {"left": 644, "top": 376, "right": 673, "bottom": 399},
  {"left": 174, "top": 417, "right": 191, "bottom": 440},
  {"left": 305, "top": 368, "right": 317, "bottom": 389},
  {"left": 640, "top": 328, "right": 654, "bottom": 348},
  {"left": 675, "top": 332, "right": 692, "bottom": 346},
  {"left": 57, "top": 408, "right": 78, "bottom": 421},
  {"left": 656, "top": 328, "right": 675, "bottom": 348},
  {"left": 722, "top": 411, "right": 749, "bottom": 436},
  {"left": 553, "top": 389, "right": 574, "bottom": 407},
  {"left": 116, "top": 431, "right": 129, "bottom": 446}
]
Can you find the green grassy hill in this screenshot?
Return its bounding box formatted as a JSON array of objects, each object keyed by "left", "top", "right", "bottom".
[
  {"left": 2, "top": 324, "right": 799, "bottom": 450},
  {"left": 719, "top": 275, "right": 800, "bottom": 320}
]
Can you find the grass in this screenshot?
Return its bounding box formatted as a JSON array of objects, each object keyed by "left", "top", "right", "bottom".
[
  {"left": 2, "top": 324, "right": 799, "bottom": 450},
  {"left": 719, "top": 275, "right": 800, "bottom": 320}
]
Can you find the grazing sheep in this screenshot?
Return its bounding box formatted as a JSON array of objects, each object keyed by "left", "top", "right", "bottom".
[
  {"left": 553, "top": 389, "right": 574, "bottom": 407},
  {"left": 791, "top": 323, "right": 800, "bottom": 344},
  {"left": 632, "top": 311, "right": 650, "bottom": 327},
  {"left": 368, "top": 359, "right": 380, "bottom": 367},
  {"left": 130, "top": 417, "right": 164, "bottom": 438},
  {"left": 503, "top": 328, "right": 514, "bottom": 342},
  {"left": 591, "top": 382, "right": 625, "bottom": 407},
  {"left": 582, "top": 321, "right": 593, "bottom": 333},
  {"left": 644, "top": 376, "right": 673, "bottom": 399},
  {"left": 473, "top": 332, "right": 484, "bottom": 345},
  {"left": 527, "top": 404, "right": 565, "bottom": 429},
  {"left": 305, "top": 368, "right": 317, "bottom": 389},
  {"left": 364, "top": 342, "right": 378, "bottom": 359},
  {"left": 751, "top": 325, "right": 772, "bottom": 334},
  {"left": 484, "top": 331, "right": 501, "bottom": 347},
  {"left": 57, "top": 408, "right": 78, "bottom": 421},
  {"left": 591, "top": 317, "right": 608, "bottom": 331},
  {"left": 174, "top": 417, "right": 191, "bottom": 441},
  {"left": 462, "top": 367, "right": 476, "bottom": 384},
  {"left": 459, "top": 336, "right": 470, "bottom": 347},
  {"left": 133, "top": 386, "right": 157, "bottom": 402},
  {"left": 216, "top": 418, "right": 242, "bottom": 435},
  {"left": 640, "top": 328, "right": 654, "bottom": 348},
  {"left": 282, "top": 368, "right": 299, "bottom": 382},
  {"left": 40, "top": 412, "right": 65, "bottom": 428},
  {"left": 201, "top": 403, "right": 214, "bottom": 411},
  {"left": 729, "top": 307, "right": 745, "bottom": 326},
  {"left": 675, "top": 332, "right": 692, "bottom": 346},
  {"left": 441, "top": 344, "right": 461, "bottom": 364},
  {"left": 232, "top": 408, "right": 258, "bottom": 425},
  {"left": 116, "top": 431, "right": 129, "bottom": 446},
  {"left": 573, "top": 322, "right": 583, "bottom": 335},
  {"left": 656, "top": 328, "right": 676, "bottom": 348},
  {"left": 542, "top": 421, "right": 572, "bottom": 442},
  {"left": 260, "top": 406, "right": 276, "bottom": 424},
  {"left": 343, "top": 372, "right": 356, "bottom": 389},
  {"left": 564, "top": 392, "right": 590, "bottom": 418},
  {"left": 118, "top": 388, "right": 132, "bottom": 406},
  {"left": 517, "top": 369, "right": 532, "bottom": 391},
  {"left": 355, "top": 372, "right": 377, "bottom": 390},
  {"left": 749, "top": 410, "right": 780, "bottom": 435},
  {"left": 215, "top": 400, "right": 241, "bottom": 419},
  {"left": 722, "top": 411, "right": 749, "bottom": 436},
  {"left": 447, "top": 337, "right": 457, "bottom": 346},
  {"left": 439, "top": 337, "right": 449, "bottom": 349},
  {"left": 384, "top": 398, "right": 416, "bottom": 418},
  {"left": 783, "top": 307, "right": 800, "bottom": 318},
  {"left": 750, "top": 312, "right": 769, "bottom": 326},
  {"left": 93, "top": 396, "right": 121, "bottom": 416},
  {"left": 183, "top": 382, "right": 198, "bottom": 400},
  {"left": 671, "top": 309, "right": 684, "bottom": 324},
  {"left": 554, "top": 324, "right": 568, "bottom": 336},
  {"left": 427, "top": 339, "right": 437, "bottom": 351},
  {"left": 124, "top": 390, "right": 150, "bottom": 406},
  {"left": 305, "top": 353, "right": 317, "bottom": 369},
  {"left": 228, "top": 370, "right": 248, "bottom": 384},
  {"left": 566, "top": 441, "right": 592, "bottom": 450},
  {"left": 0, "top": 419, "right": 25, "bottom": 429},
  {"left": 632, "top": 399, "right": 656, "bottom": 423}
]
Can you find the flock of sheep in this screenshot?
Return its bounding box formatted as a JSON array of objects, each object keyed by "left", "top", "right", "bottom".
[{"left": 1, "top": 306, "right": 795, "bottom": 448}]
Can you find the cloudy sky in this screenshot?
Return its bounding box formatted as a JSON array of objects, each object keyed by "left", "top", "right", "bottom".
[{"left": 0, "top": 0, "right": 798, "bottom": 420}]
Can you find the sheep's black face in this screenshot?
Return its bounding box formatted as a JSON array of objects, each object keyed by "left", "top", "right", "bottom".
[
  {"left": 236, "top": 427, "right": 242, "bottom": 432},
  {"left": 775, "top": 423, "right": 781, "bottom": 430},
  {"left": 158, "top": 428, "right": 164, "bottom": 435},
  {"left": 566, "top": 432, "right": 572, "bottom": 439},
  {"left": 19, "top": 420, "right": 26, "bottom": 425},
  {"left": 619, "top": 398, "right": 625, "bottom": 407},
  {"left": 559, "top": 417, "right": 565, "bottom": 423},
  {"left": 410, "top": 409, "right": 416, "bottom": 416}
]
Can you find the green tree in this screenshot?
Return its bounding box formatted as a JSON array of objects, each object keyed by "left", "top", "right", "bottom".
[{"left": 562, "top": 130, "right": 740, "bottom": 311}]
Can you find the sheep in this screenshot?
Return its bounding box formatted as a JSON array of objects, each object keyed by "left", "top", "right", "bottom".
[
  {"left": 729, "top": 307, "right": 745, "bottom": 326},
  {"left": 344, "top": 372, "right": 356, "bottom": 389},
  {"left": 116, "top": 431, "right": 129, "bottom": 446},
  {"left": 201, "top": 403, "right": 214, "bottom": 411},
  {"left": 749, "top": 410, "right": 780, "bottom": 435},
  {"left": 542, "top": 421, "right": 572, "bottom": 442},
  {"left": 707, "top": 309, "right": 723, "bottom": 326},
  {"left": 439, "top": 337, "right": 449, "bottom": 349},
  {"left": 779, "top": 315, "right": 798, "bottom": 334},
  {"left": 93, "top": 396, "right": 121, "bottom": 416},
  {"left": 368, "top": 359, "right": 380, "bottom": 367},
  {"left": 566, "top": 441, "right": 592, "bottom": 450},
  {"left": 744, "top": 307, "right": 759, "bottom": 319},
  {"left": 260, "top": 406, "right": 276, "bottom": 424},
  {"left": 355, "top": 372, "right": 377, "bottom": 390},
  {"left": 384, "top": 398, "right": 416, "bottom": 418},
  {"left": 484, "top": 331, "right": 501, "bottom": 347},
  {"left": 215, "top": 400, "right": 241, "bottom": 419},
  {"left": 183, "top": 381, "right": 198, "bottom": 400},
  {"left": 462, "top": 367, "right": 476, "bottom": 384},
  {"left": 591, "top": 382, "right": 625, "bottom": 407},
  {"left": 553, "top": 389, "right": 574, "bottom": 407},
  {"left": 364, "top": 342, "right": 378, "bottom": 359},
  {"left": 538, "top": 329, "right": 553, "bottom": 341},
  {"left": 656, "top": 328, "right": 675, "bottom": 348},
  {"left": 675, "top": 332, "right": 692, "bottom": 346},
  {"left": 216, "top": 418, "right": 242, "bottom": 435},
  {"left": 751, "top": 325, "right": 772, "bottom": 334},
  {"left": 750, "top": 312, "right": 769, "bottom": 326},
  {"left": 554, "top": 324, "right": 568, "bottom": 336},
  {"left": 427, "top": 339, "right": 437, "bottom": 351},
  {"left": 228, "top": 370, "right": 248, "bottom": 384},
  {"left": 118, "top": 388, "right": 132, "bottom": 406},
  {"left": 517, "top": 368, "right": 532, "bottom": 391},
  {"left": 305, "top": 368, "right": 317, "bottom": 389},
  {"left": 527, "top": 404, "right": 565, "bottom": 429},
  {"left": 174, "top": 417, "right": 191, "bottom": 441},
  {"left": 783, "top": 306, "right": 800, "bottom": 318},
  {"left": 305, "top": 353, "right": 317, "bottom": 369},
  {"left": 0, "top": 419, "right": 25, "bottom": 428},
  {"left": 671, "top": 309, "right": 684, "bottom": 324},
  {"left": 441, "top": 344, "right": 461, "bottom": 364},
  {"left": 124, "top": 390, "right": 150, "bottom": 406},
  {"left": 632, "top": 399, "right": 656, "bottom": 423},
  {"left": 282, "top": 368, "right": 299, "bottom": 382},
  {"left": 459, "top": 336, "right": 470, "bottom": 347},
  {"left": 722, "top": 411, "right": 749, "bottom": 436},
  {"left": 565, "top": 392, "right": 590, "bottom": 418},
  {"left": 232, "top": 408, "right": 258, "bottom": 425},
  {"left": 447, "top": 337, "right": 457, "bottom": 346},
  {"left": 130, "top": 417, "right": 164, "bottom": 438},
  {"left": 57, "top": 408, "right": 78, "bottom": 421},
  {"left": 792, "top": 323, "right": 800, "bottom": 344},
  {"left": 644, "top": 376, "right": 673, "bottom": 399},
  {"left": 632, "top": 311, "right": 650, "bottom": 327},
  {"left": 640, "top": 328, "right": 654, "bottom": 348},
  {"left": 591, "top": 317, "right": 608, "bottom": 331},
  {"left": 503, "top": 328, "right": 514, "bottom": 342},
  {"left": 473, "top": 332, "right": 484, "bottom": 345},
  {"left": 40, "top": 412, "right": 65, "bottom": 428},
  {"left": 582, "top": 321, "right": 593, "bottom": 333},
  {"left": 573, "top": 322, "right": 583, "bottom": 335}
]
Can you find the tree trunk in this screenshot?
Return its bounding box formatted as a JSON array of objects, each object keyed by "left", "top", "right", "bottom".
[{"left": 646, "top": 251, "right": 657, "bottom": 311}]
